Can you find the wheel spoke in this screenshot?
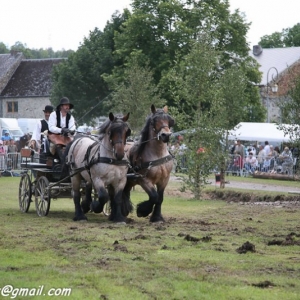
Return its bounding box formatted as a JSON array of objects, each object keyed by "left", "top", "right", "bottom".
[
  {"left": 35, "top": 176, "right": 51, "bottom": 216},
  {"left": 19, "top": 173, "right": 31, "bottom": 213}
]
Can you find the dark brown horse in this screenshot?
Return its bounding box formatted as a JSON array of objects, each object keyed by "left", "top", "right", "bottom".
[
  {"left": 123, "top": 104, "right": 175, "bottom": 222},
  {"left": 16, "top": 133, "right": 32, "bottom": 152}
]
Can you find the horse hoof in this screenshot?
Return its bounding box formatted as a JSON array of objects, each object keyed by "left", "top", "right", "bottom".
[
  {"left": 81, "top": 200, "right": 90, "bottom": 214},
  {"left": 137, "top": 201, "right": 153, "bottom": 217},
  {"left": 150, "top": 216, "right": 165, "bottom": 223},
  {"left": 115, "top": 221, "right": 127, "bottom": 225},
  {"left": 73, "top": 216, "right": 88, "bottom": 222},
  {"left": 137, "top": 211, "right": 144, "bottom": 218},
  {"left": 90, "top": 201, "right": 102, "bottom": 214}
]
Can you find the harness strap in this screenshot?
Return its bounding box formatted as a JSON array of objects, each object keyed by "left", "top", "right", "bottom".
[
  {"left": 83, "top": 141, "right": 128, "bottom": 169},
  {"left": 83, "top": 141, "right": 99, "bottom": 163},
  {"left": 88, "top": 156, "right": 128, "bottom": 169},
  {"left": 133, "top": 154, "right": 173, "bottom": 171}
]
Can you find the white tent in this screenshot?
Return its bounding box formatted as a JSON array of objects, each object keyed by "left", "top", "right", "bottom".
[{"left": 228, "top": 122, "right": 292, "bottom": 144}]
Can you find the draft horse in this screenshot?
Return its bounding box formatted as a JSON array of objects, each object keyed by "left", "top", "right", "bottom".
[
  {"left": 66, "top": 112, "right": 132, "bottom": 223},
  {"left": 123, "top": 104, "right": 175, "bottom": 222}
]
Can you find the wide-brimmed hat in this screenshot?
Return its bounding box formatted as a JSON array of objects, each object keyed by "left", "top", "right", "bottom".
[
  {"left": 56, "top": 97, "right": 74, "bottom": 110},
  {"left": 43, "top": 105, "right": 54, "bottom": 112}
]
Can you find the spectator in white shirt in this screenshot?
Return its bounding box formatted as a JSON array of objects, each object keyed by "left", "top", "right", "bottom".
[{"left": 30, "top": 105, "right": 54, "bottom": 163}]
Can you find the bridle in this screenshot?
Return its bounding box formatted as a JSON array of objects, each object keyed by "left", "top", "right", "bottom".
[
  {"left": 151, "top": 116, "right": 172, "bottom": 141},
  {"left": 108, "top": 123, "right": 131, "bottom": 146}
]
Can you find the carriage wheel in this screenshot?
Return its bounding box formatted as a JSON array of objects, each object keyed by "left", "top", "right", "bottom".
[
  {"left": 35, "top": 176, "right": 51, "bottom": 216},
  {"left": 103, "top": 201, "right": 111, "bottom": 216},
  {"left": 19, "top": 173, "right": 32, "bottom": 213}
]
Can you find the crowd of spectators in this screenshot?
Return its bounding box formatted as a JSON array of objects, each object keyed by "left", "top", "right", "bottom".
[
  {"left": 228, "top": 140, "right": 297, "bottom": 176},
  {"left": 0, "top": 132, "right": 19, "bottom": 172}
]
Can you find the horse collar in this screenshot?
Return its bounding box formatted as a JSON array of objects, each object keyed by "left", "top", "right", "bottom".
[{"left": 133, "top": 154, "right": 173, "bottom": 171}]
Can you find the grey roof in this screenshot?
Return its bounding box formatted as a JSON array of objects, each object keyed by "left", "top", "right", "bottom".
[
  {"left": 249, "top": 46, "right": 300, "bottom": 86},
  {"left": 0, "top": 58, "right": 64, "bottom": 97},
  {"left": 0, "top": 52, "right": 23, "bottom": 78},
  {"left": 0, "top": 52, "right": 23, "bottom": 93}
]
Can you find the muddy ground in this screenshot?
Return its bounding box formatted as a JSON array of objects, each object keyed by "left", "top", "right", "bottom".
[{"left": 166, "top": 175, "right": 300, "bottom": 206}]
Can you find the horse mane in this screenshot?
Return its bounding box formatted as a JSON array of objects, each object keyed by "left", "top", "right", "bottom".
[
  {"left": 98, "top": 118, "right": 111, "bottom": 140},
  {"left": 98, "top": 114, "right": 129, "bottom": 140}
]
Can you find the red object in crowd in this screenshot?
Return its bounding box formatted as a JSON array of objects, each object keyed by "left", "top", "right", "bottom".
[{"left": 197, "top": 147, "right": 205, "bottom": 154}]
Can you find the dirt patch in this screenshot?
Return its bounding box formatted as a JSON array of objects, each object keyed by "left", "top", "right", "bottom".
[
  {"left": 204, "top": 190, "right": 300, "bottom": 205},
  {"left": 268, "top": 233, "right": 300, "bottom": 246},
  {"left": 236, "top": 241, "right": 256, "bottom": 254}
]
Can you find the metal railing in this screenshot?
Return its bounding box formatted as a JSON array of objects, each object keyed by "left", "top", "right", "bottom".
[
  {"left": 0, "top": 152, "right": 40, "bottom": 172},
  {"left": 226, "top": 154, "right": 297, "bottom": 177}
]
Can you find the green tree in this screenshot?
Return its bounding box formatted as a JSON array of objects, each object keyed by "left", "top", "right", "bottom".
[
  {"left": 106, "top": 56, "right": 165, "bottom": 134},
  {"left": 278, "top": 76, "right": 300, "bottom": 144},
  {"left": 51, "top": 12, "right": 129, "bottom": 124},
  {"left": 259, "top": 32, "right": 284, "bottom": 48},
  {"left": 1, "top": 41, "right": 74, "bottom": 58},
  {"left": 277, "top": 75, "right": 300, "bottom": 174},
  {"left": 283, "top": 23, "right": 300, "bottom": 47},
  {"left": 10, "top": 41, "right": 32, "bottom": 57},
  {"left": 0, "top": 42, "right": 9, "bottom": 54},
  {"left": 167, "top": 40, "right": 255, "bottom": 196},
  {"left": 259, "top": 23, "right": 300, "bottom": 48},
  {"left": 113, "top": 0, "right": 252, "bottom": 106}
]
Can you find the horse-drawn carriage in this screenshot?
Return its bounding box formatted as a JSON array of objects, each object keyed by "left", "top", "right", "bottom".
[
  {"left": 18, "top": 105, "right": 175, "bottom": 223},
  {"left": 18, "top": 134, "right": 106, "bottom": 217}
]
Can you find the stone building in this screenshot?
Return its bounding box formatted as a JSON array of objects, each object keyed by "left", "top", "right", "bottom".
[
  {"left": 0, "top": 51, "right": 64, "bottom": 119},
  {"left": 250, "top": 45, "right": 300, "bottom": 123}
]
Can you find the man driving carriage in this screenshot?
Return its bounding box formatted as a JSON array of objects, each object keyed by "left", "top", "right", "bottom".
[{"left": 48, "top": 97, "right": 76, "bottom": 163}]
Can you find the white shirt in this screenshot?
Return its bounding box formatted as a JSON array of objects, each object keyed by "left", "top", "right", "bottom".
[
  {"left": 48, "top": 111, "right": 76, "bottom": 134},
  {"left": 31, "top": 119, "right": 47, "bottom": 142},
  {"left": 264, "top": 144, "right": 270, "bottom": 156}
]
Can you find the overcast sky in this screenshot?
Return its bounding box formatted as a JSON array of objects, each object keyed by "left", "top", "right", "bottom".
[{"left": 1, "top": 0, "right": 299, "bottom": 51}]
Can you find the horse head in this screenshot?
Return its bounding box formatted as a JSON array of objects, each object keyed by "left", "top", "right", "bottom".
[
  {"left": 150, "top": 104, "right": 175, "bottom": 143},
  {"left": 108, "top": 112, "right": 131, "bottom": 160}
]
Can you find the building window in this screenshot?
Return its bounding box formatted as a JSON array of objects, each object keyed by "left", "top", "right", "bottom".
[{"left": 7, "top": 101, "right": 18, "bottom": 113}]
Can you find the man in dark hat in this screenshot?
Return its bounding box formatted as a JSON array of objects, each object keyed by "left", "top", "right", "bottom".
[
  {"left": 48, "top": 97, "right": 76, "bottom": 162},
  {"left": 30, "top": 104, "right": 54, "bottom": 163},
  {"left": 48, "top": 97, "right": 76, "bottom": 135}
]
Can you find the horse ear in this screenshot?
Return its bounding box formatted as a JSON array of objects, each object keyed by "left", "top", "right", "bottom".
[
  {"left": 163, "top": 105, "right": 168, "bottom": 113},
  {"left": 126, "top": 128, "right": 132, "bottom": 137},
  {"left": 168, "top": 116, "right": 175, "bottom": 128},
  {"left": 123, "top": 113, "right": 130, "bottom": 122},
  {"left": 109, "top": 112, "right": 115, "bottom": 121},
  {"left": 151, "top": 104, "right": 156, "bottom": 114}
]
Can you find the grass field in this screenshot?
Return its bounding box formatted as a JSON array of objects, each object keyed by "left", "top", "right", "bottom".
[{"left": 0, "top": 176, "right": 300, "bottom": 300}]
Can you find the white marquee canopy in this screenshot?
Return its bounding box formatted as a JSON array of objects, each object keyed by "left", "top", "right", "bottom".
[{"left": 228, "top": 122, "right": 293, "bottom": 144}]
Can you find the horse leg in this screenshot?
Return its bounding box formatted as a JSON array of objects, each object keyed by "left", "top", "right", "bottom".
[
  {"left": 81, "top": 181, "right": 92, "bottom": 214},
  {"left": 72, "top": 176, "right": 87, "bottom": 221},
  {"left": 90, "top": 185, "right": 108, "bottom": 214},
  {"left": 121, "top": 182, "right": 134, "bottom": 217},
  {"left": 150, "top": 188, "right": 165, "bottom": 223},
  {"left": 108, "top": 187, "right": 127, "bottom": 223},
  {"left": 136, "top": 185, "right": 157, "bottom": 218}
]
